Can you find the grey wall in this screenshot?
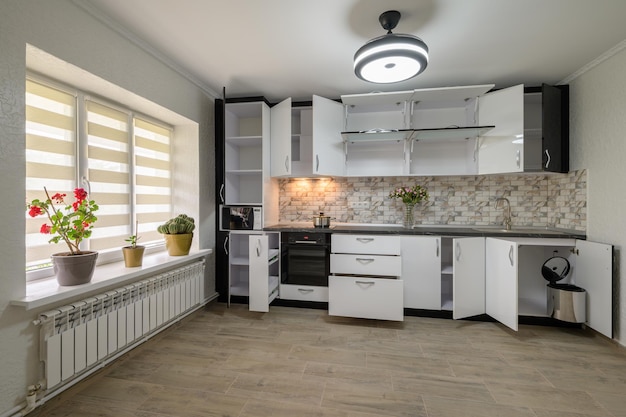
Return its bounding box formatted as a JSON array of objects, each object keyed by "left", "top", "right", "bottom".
[
  {"left": 0, "top": 0, "right": 215, "bottom": 413},
  {"left": 569, "top": 46, "right": 626, "bottom": 344}
]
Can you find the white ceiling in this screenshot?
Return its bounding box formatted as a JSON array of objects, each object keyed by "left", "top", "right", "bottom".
[{"left": 84, "top": 0, "right": 626, "bottom": 102}]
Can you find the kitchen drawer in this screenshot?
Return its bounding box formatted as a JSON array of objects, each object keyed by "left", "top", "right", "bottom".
[
  {"left": 279, "top": 284, "right": 328, "bottom": 302},
  {"left": 331, "top": 253, "right": 401, "bottom": 276},
  {"left": 332, "top": 234, "right": 401, "bottom": 255},
  {"left": 328, "top": 276, "right": 404, "bottom": 321}
]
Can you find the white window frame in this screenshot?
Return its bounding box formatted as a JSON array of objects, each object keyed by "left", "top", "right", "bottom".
[{"left": 26, "top": 73, "right": 173, "bottom": 281}]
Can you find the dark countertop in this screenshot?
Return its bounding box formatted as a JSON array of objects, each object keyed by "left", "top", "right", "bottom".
[{"left": 263, "top": 223, "right": 586, "bottom": 239}]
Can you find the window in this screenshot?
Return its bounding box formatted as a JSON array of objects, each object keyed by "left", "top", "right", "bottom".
[{"left": 25, "top": 77, "right": 173, "bottom": 271}]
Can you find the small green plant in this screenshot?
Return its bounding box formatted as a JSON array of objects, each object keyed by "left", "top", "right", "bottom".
[
  {"left": 125, "top": 221, "right": 141, "bottom": 248},
  {"left": 157, "top": 214, "right": 195, "bottom": 235},
  {"left": 125, "top": 234, "right": 141, "bottom": 248}
]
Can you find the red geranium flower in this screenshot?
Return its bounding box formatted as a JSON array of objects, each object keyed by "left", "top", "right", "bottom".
[
  {"left": 29, "top": 206, "right": 43, "bottom": 217},
  {"left": 51, "top": 193, "right": 66, "bottom": 203},
  {"left": 74, "top": 188, "right": 87, "bottom": 202},
  {"left": 26, "top": 187, "right": 99, "bottom": 255}
]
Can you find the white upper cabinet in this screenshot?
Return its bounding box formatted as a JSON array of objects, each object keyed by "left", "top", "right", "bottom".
[
  {"left": 312, "top": 95, "right": 345, "bottom": 176},
  {"left": 270, "top": 95, "right": 344, "bottom": 177},
  {"left": 477, "top": 84, "right": 525, "bottom": 174},
  {"left": 270, "top": 98, "right": 292, "bottom": 177}
]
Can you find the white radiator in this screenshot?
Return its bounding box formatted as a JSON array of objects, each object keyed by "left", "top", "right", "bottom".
[{"left": 37, "top": 260, "right": 205, "bottom": 390}]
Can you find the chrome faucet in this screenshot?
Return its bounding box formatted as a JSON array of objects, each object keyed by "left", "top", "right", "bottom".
[{"left": 495, "top": 197, "right": 512, "bottom": 230}]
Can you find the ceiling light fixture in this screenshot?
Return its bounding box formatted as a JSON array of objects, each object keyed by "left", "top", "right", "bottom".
[{"left": 354, "top": 10, "right": 429, "bottom": 84}]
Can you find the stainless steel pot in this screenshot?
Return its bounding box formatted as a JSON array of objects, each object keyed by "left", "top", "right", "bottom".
[{"left": 312, "top": 212, "right": 332, "bottom": 227}]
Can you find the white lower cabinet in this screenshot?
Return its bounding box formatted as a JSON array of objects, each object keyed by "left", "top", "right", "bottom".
[
  {"left": 329, "top": 234, "right": 403, "bottom": 321},
  {"left": 485, "top": 237, "right": 612, "bottom": 337},
  {"left": 248, "top": 232, "right": 280, "bottom": 312},
  {"left": 401, "top": 236, "right": 441, "bottom": 310},
  {"left": 279, "top": 284, "right": 328, "bottom": 302},
  {"left": 329, "top": 276, "right": 403, "bottom": 321},
  {"left": 452, "top": 237, "right": 486, "bottom": 319},
  {"left": 401, "top": 236, "right": 485, "bottom": 319}
]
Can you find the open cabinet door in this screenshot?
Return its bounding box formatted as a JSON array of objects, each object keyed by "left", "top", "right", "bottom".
[
  {"left": 249, "top": 234, "right": 270, "bottom": 313},
  {"left": 270, "top": 98, "right": 292, "bottom": 177},
  {"left": 485, "top": 238, "right": 519, "bottom": 331},
  {"left": 575, "top": 240, "right": 613, "bottom": 338},
  {"left": 312, "top": 95, "right": 345, "bottom": 176},
  {"left": 477, "top": 85, "right": 524, "bottom": 174},
  {"left": 453, "top": 238, "right": 486, "bottom": 319}
]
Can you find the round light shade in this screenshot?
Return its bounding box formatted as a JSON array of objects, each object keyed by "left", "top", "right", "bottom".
[{"left": 354, "top": 33, "right": 429, "bottom": 84}]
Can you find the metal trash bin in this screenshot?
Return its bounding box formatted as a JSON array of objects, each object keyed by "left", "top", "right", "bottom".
[
  {"left": 542, "top": 252, "right": 587, "bottom": 324},
  {"left": 547, "top": 283, "right": 586, "bottom": 323}
]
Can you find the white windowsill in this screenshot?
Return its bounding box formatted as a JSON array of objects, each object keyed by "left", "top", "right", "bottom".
[{"left": 11, "top": 249, "right": 213, "bottom": 311}]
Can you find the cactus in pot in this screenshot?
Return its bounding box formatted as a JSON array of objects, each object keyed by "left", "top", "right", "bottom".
[{"left": 158, "top": 214, "right": 195, "bottom": 256}]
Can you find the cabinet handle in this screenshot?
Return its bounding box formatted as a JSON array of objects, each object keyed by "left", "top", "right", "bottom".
[
  {"left": 356, "top": 237, "right": 374, "bottom": 243},
  {"left": 316, "top": 154, "right": 319, "bottom": 172},
  {"left": 285, "top": 155, "right": 289, "bottom": 172},
  {"left": 544, "top": 149, "right": 551, "bottom": 168},
  {"left": 436, "top": 239, "right": 440, "bottom": 257},
  {"left": 219, "top": 184, "right": 225, "bottom": 204},
  {"left": 224, "top": 235, "right": 229, "bottom": 255},
  {"left": 455, "top": 242, "right": 461, "bottom": 261},
  {"left": 516, "top": 150, "right": 520, "bottom": 168},
  {"left": 256, "top": 239, "right": 261, "bottom": 257},
  {"left": 355, "top": 257, "right": 375, "bottom": 264},
  {"left": 508, "top": 245, "right": 514, "bottom": 266},
  {"left": 297, "top": 288, "right": 314, "bottom": 293},
  {"left": 355, "top": 281, "right": 375, "bottom": 285}
]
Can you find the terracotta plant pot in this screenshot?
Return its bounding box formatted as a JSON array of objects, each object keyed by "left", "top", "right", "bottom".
[
  {"left": 164, "top": 233, "right": 193, "bottom": 256},
  {"left": 51, "top": 251, "right": 98, "bottom": 286},
  {"left": 122, "top": 246, "right": 145, "bottom": 267}
]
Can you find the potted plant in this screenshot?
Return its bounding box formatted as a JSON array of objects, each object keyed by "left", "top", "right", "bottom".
[
  {"left": 27, "top": 187, "right": 99, "bottom": 286},
  {"left": 122, "top": 222, "right": 145, "bottom": 267},
  {"left": 157, "top": 214, "right": 195, "bottom": 256}
]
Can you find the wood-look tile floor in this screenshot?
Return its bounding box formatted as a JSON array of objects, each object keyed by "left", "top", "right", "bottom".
[{"left": 32, "top": 302, "right": 626, "bottom": 417}]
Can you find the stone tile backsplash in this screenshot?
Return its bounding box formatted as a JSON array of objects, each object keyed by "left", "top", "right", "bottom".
[{"left": 278, "top": 170, "right": 586, "bottom": 231}]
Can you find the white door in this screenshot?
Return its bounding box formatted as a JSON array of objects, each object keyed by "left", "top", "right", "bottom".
[
  {"left": 477, "top": 84, "right": 524, "bottom": 174},
  {"left": 574, "top": 240, "right": 613, "bottom": 338},
  {"left": 312, "top": 95, "right": 345, "bottom": 176},
  {"left": 249, "top": 234, "right": 269, "bottom": 312},
  {"left": 485, "top": 238, "right": 519, "bottom": 330},
  {"left": 453, "top": 237, "right": 486, "bottom": 319},
  {"left": 270, "top": 98, "right": 292, "bottom": 177},
  {"left": 401, "top": 236, "right": 441, "bottom": 310}
]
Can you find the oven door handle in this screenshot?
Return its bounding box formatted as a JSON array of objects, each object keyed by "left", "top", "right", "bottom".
[{"left": 292, "top": 240, "right": 321, "bottom": 245}]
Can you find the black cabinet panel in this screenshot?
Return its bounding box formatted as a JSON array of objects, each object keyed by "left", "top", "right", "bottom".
[{"left": 542, "top": 84, "right": 569, "bottom": 173}]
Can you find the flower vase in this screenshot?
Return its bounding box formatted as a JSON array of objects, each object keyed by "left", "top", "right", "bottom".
[{"left": 404, "top": 203, "right": 416, "bottom": 228}]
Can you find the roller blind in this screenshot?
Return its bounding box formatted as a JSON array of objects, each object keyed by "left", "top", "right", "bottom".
[
  {"left": 26, "top": 77, "right": 174, "bottom": 272},
  {"left": 86, "top": 100, "right": 132, "bottom": 251},
  {"left": 134, "top": 118, "right": 172, "bottom": 244},
  {"left": 25, "top": 80, "right": 77, "bottom": 266}
]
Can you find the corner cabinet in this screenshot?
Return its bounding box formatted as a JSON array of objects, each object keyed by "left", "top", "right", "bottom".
[
  {"left": 485, "top": 237, "right": 612, "bottom": 337},
  {"left": 270, "top": 95, "right": 344, "bottom": 177}
]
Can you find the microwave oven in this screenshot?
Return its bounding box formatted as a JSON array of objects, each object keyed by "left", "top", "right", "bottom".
[{"left": 219, "top": 205, "right": 262, "bottom": 231}]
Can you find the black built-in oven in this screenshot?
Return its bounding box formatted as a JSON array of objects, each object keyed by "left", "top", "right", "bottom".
[{"left": 281, "top": 232, "right": 330, "bottom": 287}]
